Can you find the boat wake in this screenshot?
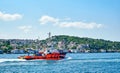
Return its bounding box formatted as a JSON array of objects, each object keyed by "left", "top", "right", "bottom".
[
  {"left": 0, "top": 59, "right": 26, "bottom": 63},
  {"left": 0, "top": 58, "right": 59, "bottom": 65},
  {"left": 66, "top": 57, "right": 72, "bottom": 60},
  {"left": 0, "top": 57, "right": 120, "bottom": 64},
  {"left": 0, "top": 56, "right": 72, "bottom": 63}
]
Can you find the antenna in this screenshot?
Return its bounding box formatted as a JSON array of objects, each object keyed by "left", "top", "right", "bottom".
[
  {"left": 48, "top": 32, "right": 51, "bottom": 39},
  {"left": 47, "top": 32, "right": 52, "bottom": 47}
]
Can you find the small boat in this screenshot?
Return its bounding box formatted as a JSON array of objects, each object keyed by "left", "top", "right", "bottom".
[{"left": 18, "top": 50, "right": 67, "bottom": 60}]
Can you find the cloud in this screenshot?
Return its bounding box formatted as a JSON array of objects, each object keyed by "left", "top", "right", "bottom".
[
  {"left": 0, "top": 11, "right": 22, "bottom": 21},
  {"left": 39, "top": 15, "right": 59, "bottom": 24},
  {"left": 18, "top": 25, "right": 32, "bottom": 33},
  {"left": 38, "top": 15, "right": 102, "bottom": 29},
  {"left": 59, "top": 22, "right": 102, "bottom": 29}
]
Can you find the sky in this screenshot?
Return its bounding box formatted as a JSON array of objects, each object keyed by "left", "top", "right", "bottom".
[{"left": 0, "top": 0, "right": 120, "bottom": 41}]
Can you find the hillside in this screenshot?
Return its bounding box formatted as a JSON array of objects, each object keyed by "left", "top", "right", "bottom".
[
  {"left": 0, "top": 35, "right": 120, "bottom": 53},
  {"left": 41, "top": 35, "right": 120, "bottom": 52}
]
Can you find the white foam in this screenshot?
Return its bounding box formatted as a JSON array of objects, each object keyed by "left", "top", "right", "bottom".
[
  {"left": 0, "top": 59, "right": 26, "bottom": 63},
  {"left": 67, "top": 57, "right": 72, "bottom": 59}
]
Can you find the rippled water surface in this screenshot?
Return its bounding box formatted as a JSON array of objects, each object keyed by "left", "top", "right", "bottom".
[{"left": 0, "top": 53, "right": 120, "bottom": 73}]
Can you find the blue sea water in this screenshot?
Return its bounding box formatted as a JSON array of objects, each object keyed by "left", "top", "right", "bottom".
[{"left": 0, "top": 53, "right": 120, "bottom": 73}]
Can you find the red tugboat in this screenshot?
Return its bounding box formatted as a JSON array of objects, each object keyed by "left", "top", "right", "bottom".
[
  {"left": 18, "top": 50, "right": 66, "bottom": 60},
  {"left": 18, "top": 32, "right": 67, "bottom": 60}
]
